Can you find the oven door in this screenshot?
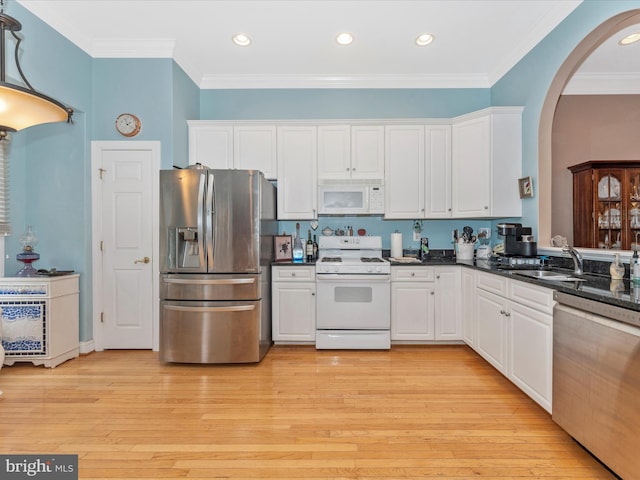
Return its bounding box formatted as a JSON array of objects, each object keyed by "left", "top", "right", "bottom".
[{"left": 316, "top": 274, "right": 390, "bottom": 329}]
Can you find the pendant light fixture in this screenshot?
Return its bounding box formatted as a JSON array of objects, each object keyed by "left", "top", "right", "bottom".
[{"left": 0, "top": 1, "right": 73, "bottom": 133}]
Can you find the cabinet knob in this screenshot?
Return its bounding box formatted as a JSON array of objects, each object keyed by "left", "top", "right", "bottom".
[
  {"left": 505, "top": 312, "right": 511, "bottom": 317},
  {"left": 484, "top": 206, "right": 489, "bottom": 210},
  {"left": 430, "top": 291, "right": 434, "bottom": 295},
  {"left": 311, "top": 292, "right": 315, "bottom": 296},
  {"left": 500, "top": 309, "right": 506, "bottom": 315},
  {"left": 292, "top": 272, "right": 296, "bottom": 277},
  {"left": 411, "top": 272, "right": 415, "bottom": 277}
]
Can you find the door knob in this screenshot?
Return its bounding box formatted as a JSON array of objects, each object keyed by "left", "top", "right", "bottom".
[{"left": 135, "top": 256, "right": 150, "bottom": 264}]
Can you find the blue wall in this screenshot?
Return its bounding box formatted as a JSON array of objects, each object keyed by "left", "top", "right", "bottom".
[
  {"left": 200, "top": 89, "right": 490, "bottom": 119},
  {"left": 5, "top": 1, "right": 640, "bottom": 343}
]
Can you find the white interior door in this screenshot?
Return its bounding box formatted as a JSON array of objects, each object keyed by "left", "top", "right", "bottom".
[{"left": 91, "top": 141, "right": 160, "bottom": 350}]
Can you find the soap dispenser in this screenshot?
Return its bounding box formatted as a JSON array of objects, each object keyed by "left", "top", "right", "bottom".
[{"left": 610, "top": 253, "right": 625, "bottom": 280}]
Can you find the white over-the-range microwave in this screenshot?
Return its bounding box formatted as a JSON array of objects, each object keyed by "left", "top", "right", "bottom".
[{"left": 317, "top": 180, "right": 385, "bottom": 215}]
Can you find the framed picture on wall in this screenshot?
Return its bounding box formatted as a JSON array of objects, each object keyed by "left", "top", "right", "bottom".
[
  {"left": 518, "top": 176, "right": 534, "bottom": 198},
  {"left": 274, "top": 235, "right": 293, "bottom": 262}
]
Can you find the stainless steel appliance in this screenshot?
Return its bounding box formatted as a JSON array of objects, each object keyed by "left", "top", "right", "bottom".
[
  {"left": 316, "top": 236, "right": 391, "bottom": 349},
  {"left": 553, "top": 291, "right": 640, "bottom": 479},
  {"left": 159, "top": 167, "right": 277, "bottom": 363}
]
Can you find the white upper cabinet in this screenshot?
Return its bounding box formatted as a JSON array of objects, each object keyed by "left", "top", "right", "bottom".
[
  {"left": 351, "top": 126, "right": 385, "bottom": 179},
  {"left": 277, "top": 126, "right": 318, "bottom": 220},
  {"left": 188, "top": 122, "right": 233, "bottom": 169},
  {"left": 384, "top": 125, "right": 425, "bottom": 219},
  {"left": 317, "top": 125, "right": 351, "bottom": 179},
  {"left": 233, "top": 125, "right": 277, "bottom": 179},
  {"left": 318, "top": 125, "right": 384, "bottom": 180},
  {"left": 187, "top": 122, "right": 277, "bottom": 179},
  {"left": 451, "top": 107, "right": 523, "bottom": 218},
  {"left": 425, "top": 125, "right": 452, "bottom": 218}
]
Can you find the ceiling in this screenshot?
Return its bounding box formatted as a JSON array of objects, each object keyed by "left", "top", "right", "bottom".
[{"left": 15, "top": 0, "right": 639, "bottom": 92}]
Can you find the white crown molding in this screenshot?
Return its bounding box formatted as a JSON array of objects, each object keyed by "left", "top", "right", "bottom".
[
  {"left": 563, "top": 72, "right": 640, "bottom": 95},
  {"left": 91, "top": 39, "right": 175, "bottom": 58},
  {"left": 198, "top": 73, "right": 491, "bottom": 90}
]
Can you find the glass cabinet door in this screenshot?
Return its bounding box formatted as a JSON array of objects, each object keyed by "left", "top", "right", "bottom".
[
  {"left": 628, "top": 169, "right": 640, "bottom": 250},
  {"left": 595, "top": 170, "right": 623, "bottom": 249}
]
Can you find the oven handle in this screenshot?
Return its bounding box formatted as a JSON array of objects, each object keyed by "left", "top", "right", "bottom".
[{"left": 316, "top": 274, "right": 390, "bottom": 282}]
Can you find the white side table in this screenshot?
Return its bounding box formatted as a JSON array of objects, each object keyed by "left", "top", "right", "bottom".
[{"left": 1, "top": 274, "right": 79, "bottom": 368}]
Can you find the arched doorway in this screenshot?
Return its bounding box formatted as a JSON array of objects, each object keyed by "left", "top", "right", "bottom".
[{"left": 539, "top": 10, "right": 640, "bottom": 247}]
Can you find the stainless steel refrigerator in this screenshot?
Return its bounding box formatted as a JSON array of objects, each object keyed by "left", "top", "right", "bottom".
[{"left": 159, "top": 167, "right": 277, "bottom": 363}]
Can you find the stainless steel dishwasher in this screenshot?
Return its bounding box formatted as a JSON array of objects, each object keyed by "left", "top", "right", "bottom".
[{"left": 553, "top": 291, "right": 640, "bottom": 479}]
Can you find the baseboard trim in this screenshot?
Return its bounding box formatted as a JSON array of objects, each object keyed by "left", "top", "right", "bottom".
[{"left": 79, "top": 340, "right": 95, "bottom": 355}]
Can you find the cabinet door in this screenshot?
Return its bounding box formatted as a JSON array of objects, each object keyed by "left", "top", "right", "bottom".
[
  {"left": 509, "top": 301, "right": 552, "bottom": 413},
  {"left": 277, "top": 126, "right": 317, "bottom": 219},
  {"left": 317, "top": 125, "right": 351, "bottom": 180},
  {"left": 475, "top": 288, "right": 508, "bottom": 374},
  {"left": 188, "top": 123, "right": 233, "bottom": 169},
  {"left": 272, "top": 281, "right": 316, "bottom": 342},
  {"left": 391, "top": 282, "right": 435, "bottom": 340},
  {"left": 628, "top": 168, "right": 640, "bottom": 249},
  {"left": 425, "top": 125, "right": 452, "bottom": 218},
  {"left": 351, "top": 126, "right": 385, "bottom": 179},
  {"left": 384, "top": 125, "right": 425, "bottom": 219},
  {"left": 452, "top": 115, "right": 491, "bottom": 217},
  {"left": 234, "top": 125, "right": 277, "bottom": 179},
  {"left": 461, "top": 267, "right": 476, "bottom": 346},
  {"left": 434, "top": 266, "right": 461, "bottom": 340}
]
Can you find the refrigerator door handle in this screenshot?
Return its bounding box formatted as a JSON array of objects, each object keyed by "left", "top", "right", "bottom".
[
  {"left": 163, "top": 278, "right": 256, "bottom": 285},
  {"left": 206, "top": 172, "right": 215, "bottom": 270},
  {"left": 164, "top": 305, "right": 255, "bottom": 313}
]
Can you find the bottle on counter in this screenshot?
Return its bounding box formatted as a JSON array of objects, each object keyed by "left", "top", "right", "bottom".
[
  {"left": 312, "top": 234, "right": 318, "bottom": 260},
  {"left": 632, "top": 249, "right": 640, "bottom": 283},
  {"left": 292, "top": 223, "right": 304, "bottom": 263},
  {"left": 306, "top": 229, "right": 313, "bottom": 262},
  {"left": 610, "top": 253, "right": 624, "bottom": 280}
]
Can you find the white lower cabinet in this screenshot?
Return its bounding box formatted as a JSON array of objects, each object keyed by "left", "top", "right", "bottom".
[
  {"left": 391, "top": 266, "right": 461, "bottom": 342},
  {"left": 434, "top": 266, "right": 461, "bottom": 340},
  {"left": 272, "top": 266, "right": 316, "bottom": 344},
  {"left": 391, "top": 267, "right": 435, "bottom": 340},
  {"left": 474, "top": 271, "right": 554, "bottom": 413},
  {"left": 461, "top": 267, "right": 476, "bottom": 346}
]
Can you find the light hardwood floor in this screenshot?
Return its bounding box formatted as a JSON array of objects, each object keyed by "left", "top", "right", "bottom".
[{"left": 0, "top": 345, "right": 616, "bottom": 479}]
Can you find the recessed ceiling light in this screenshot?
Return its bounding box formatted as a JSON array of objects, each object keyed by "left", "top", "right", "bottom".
[
  {"left": 336, "top": 33, "right": 354, "bottom": 46},
  {"left": 619, "top": 32, "right": 640, "bottom": 46},
  {"left": 415, "top": 33, "right": 434, "bottom": 47},
  {"left": 232, "top": 33, "right": 251, "bottom": 47}
]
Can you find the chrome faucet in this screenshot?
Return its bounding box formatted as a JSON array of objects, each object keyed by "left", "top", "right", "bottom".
[{"left": 562, "top": 245, "right": 584, "bottom": 275}]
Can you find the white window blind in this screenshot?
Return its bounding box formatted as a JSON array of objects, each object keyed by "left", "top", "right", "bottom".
[{"left": 0, "top": 139, "right": 10, "bottom": 235}]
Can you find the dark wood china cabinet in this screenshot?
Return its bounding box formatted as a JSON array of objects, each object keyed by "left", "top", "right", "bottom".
[{"left": 569, "top": 161, "right": 640, "bottom": 250}]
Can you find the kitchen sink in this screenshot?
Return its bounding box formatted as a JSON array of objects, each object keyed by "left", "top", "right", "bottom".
[{"left": 510, "top": 270, "right": 586, "bottom": 282}]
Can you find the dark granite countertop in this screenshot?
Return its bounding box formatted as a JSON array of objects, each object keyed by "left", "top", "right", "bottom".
[
  {"left": 387, "top": 253, "right": 640, "bottom": 313},
  {"left": 272, "top": 252, "right": 640, "bottom": 313}
]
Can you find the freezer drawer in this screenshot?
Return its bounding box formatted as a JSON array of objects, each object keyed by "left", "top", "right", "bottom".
[
  {"left": 161, "top": 273, "right": 261, "bottom": 301},
  {"left": 160, "top": 300, "right": 269, "bottom": 363}
]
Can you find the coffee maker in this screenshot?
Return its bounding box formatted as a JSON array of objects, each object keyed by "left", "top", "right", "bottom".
[{"left": 496, "top": 223, "right": 537, "bottom": 257}]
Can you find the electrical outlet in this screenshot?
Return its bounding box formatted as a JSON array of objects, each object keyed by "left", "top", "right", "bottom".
[{"left": 413, "top": 230, "right": 421, "bottom": 242}]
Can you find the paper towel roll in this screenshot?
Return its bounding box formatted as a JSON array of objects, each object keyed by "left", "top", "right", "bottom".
[{"left": 391, "top": 232, "right": 403, "bottom": 258}]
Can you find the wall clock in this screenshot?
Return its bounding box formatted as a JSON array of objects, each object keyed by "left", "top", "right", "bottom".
[{"left": 115, "top": 113, "right": 141, "bottom": 137}]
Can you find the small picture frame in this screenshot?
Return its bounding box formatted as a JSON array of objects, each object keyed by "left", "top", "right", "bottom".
[
  {"left": 518, "top": 176, "right": 534, "bottom": 198},
  {"left": 274, "top": 235, "right": 293, "bottom": 262}
]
